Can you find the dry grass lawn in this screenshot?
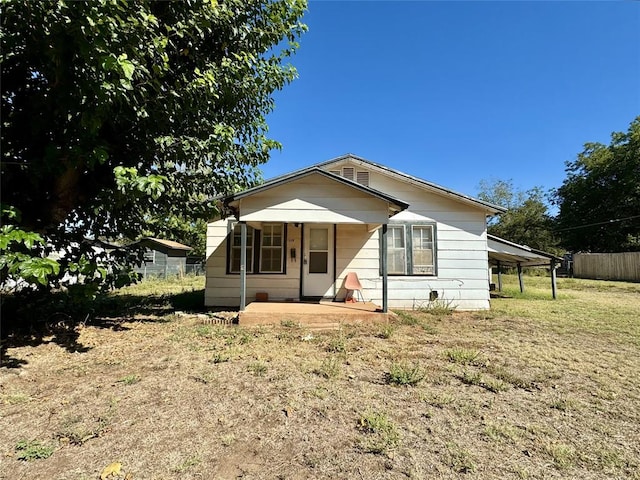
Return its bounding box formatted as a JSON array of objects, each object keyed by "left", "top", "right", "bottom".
[{"left": 1, "top": 275, "right": 639, "bottom": 479}]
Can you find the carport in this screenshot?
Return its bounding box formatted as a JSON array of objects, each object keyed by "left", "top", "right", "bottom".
[{"left": 488, "top": 235, "right": 563, "bottom": 299}]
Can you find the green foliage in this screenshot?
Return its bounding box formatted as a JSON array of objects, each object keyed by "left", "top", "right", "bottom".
[
  {"left": 555, "top": 116, "right": 640, "bottom": 252},
  {"left": 326, "top": 334, "right": 347, "bottom": 354},
  {"left": 444, "top": 347, "right": 481, "bottom": 365},
  {"left": 395, "top": 310, "right": 421, "bottom": 325},
  {"left": 118, "top": 374, "right": 140, "bottom": 385},
  {"left": 386, "top": 361, "right": 426, "bottom": 386},
  {"left": 315, "top": 356, "right": 342, "bottom": 379},
  {"left": 478, "top": 180, "right": 560, "bottom": 254},
  {"left": 248, "top": 361, "right": 268, "bottom": 377},
  {"left": 0, "top": 0, "right": 307, "bottom": 296},
  {"left": 15, "top": 440, "right": 55, "bottom": 461},
  {"left": 419, "top": 297, "right": 455, "bottom": 316},
  {"left": 446, "top": 442, "right": 477, "bottom": 473},
  {"left": 357, "top": 411, "right": 400, "bottom": 454}
]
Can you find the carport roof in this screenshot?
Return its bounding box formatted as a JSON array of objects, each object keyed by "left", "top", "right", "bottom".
[{"left": 488, "top": 235, "right": 562, "bottom": 266}]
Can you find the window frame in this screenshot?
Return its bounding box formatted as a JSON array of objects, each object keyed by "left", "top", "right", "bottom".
[
  {"left": 227, "top": 222, "right": 255, "bottom": 274},
  {"left": 226, "top": 221, "right": 287, "bottom": 275},
  {"left": 259, "top": 223, "right": 285, "bottom": 273},
  {"left": 143, "top": 249, "right": 155, "bottom": 264},
  {"left": 380, "top": 222, "right": 437, "bottom": 277}
]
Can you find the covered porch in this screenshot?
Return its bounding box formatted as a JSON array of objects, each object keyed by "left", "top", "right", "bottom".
[{"left": 220, "top": 168, "right": 410, "bottom": 313}]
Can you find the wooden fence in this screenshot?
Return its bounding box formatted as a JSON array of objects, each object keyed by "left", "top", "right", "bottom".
[{"left": 573, "top": 252, "right": 640, "bottom": 282}]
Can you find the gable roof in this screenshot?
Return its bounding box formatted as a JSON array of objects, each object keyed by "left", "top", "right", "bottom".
[
  {"left": 320, "top": 154, "right": 506, "bottom": 213},
  {"left": 224, "top": 154, "right": 505, "bottom": 214},
  {"left": 221, "top": 167, "right": 410, "bottom": 215}
]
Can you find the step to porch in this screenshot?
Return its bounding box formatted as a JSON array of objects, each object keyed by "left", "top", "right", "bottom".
[{"left": 238, "top": 301, "right": 392, "bottom": 327}]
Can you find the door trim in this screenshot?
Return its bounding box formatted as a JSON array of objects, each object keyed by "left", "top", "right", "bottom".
[{"left": 300, "top": 223, "right": 336, "bottom": 300}]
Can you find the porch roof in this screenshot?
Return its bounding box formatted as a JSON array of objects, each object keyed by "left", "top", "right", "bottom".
[{"left": 220, "top": 168, "right": 409, "bottom": 224}]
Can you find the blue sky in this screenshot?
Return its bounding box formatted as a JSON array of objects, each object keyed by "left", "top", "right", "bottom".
[{"left": 264, "top": 0, "right": 639, "bottom": 201}]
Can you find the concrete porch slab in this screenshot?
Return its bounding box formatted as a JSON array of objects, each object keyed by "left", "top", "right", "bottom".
[{"left": 239, "top": 300, "right": 392, "bottom": 328}]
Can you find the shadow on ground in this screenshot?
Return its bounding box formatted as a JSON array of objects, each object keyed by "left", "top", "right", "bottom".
[{"left": 1, "top": 288, "right": 213, "bottom": 369}]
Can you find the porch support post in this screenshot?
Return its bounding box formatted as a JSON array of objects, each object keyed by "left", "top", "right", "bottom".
[
  {"left": 239, "top": 221, "right": 247, "bottom": 311},
  {"left": 551, "top": 259, "right": 558, "bottom": 300},
  {"left": 517, "top": 262, "right": 524, "bottom": 293},
  {"left": 497, "top": 261, "right": 503, "bottom": 292},
  {"left": 381, "top": 224, "right": 388, "bottom": 313}
]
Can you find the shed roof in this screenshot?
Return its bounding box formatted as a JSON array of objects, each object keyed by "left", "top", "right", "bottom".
[
  {"left": 488, "top": 235, "right": 562, "bottom": 266},
  {"left": 136, "top": 237, "right": 192, "bottom": 251}
]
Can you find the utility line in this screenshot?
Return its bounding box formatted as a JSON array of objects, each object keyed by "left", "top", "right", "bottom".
[{"left": 555, "top": 214, "right": 640, "bottom": 232}]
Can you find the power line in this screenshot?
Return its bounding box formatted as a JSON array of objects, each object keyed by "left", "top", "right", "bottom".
[{"left": 555, "top": 214, "right": 640, "bottom": 232}]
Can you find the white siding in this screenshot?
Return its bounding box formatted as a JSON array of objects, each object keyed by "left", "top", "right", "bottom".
[
  {"left": 371, "top": 168, "right": 489, "bottom": 309},
  {"left": 205, "top": 159, "right": 493, "bottom": 310},
  {"left": 239, "top": 173, "right": 391, "bottom": 224},
  {"left": 205, "top": 219, "right": 301, "bottom": 306}
]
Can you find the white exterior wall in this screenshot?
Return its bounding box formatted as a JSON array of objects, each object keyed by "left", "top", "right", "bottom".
[
  {"left": 204, "top": 159, "right": 492, "bottom": 310},
  {"left": 239, "top": 173, "right": 391, "bottom": 224},
  {"left": 335, "top": 224, "right": 380, "bottom": 300},
  {"left": 342, "top": 168, "right": 490, "bottom": 310},
  {"left": 205, "top": 219, "right": 301, "bottom": 306}
]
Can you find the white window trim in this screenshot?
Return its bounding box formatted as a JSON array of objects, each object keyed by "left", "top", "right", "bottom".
[
  {"left": 383, "top": 223, "right": 437, "bottom": 277},
  {"left": 229, "top": 223, "right": 254, "bottom": 273},
  {"left": 259, "top": 223, "right": 284, "bottom": 273},
  {"left": 387, "top": 226, "right": 406, "bottom": 275},
  {"left": 411, "top": 225, "right": 435, "bottom": 275},
  {"left": 143, "top": 249, "right": 155, "bottom": 264}
]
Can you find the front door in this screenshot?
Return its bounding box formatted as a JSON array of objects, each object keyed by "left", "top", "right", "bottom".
[{"left": 303, "top": 224, "right": 334, "bottom": 298}]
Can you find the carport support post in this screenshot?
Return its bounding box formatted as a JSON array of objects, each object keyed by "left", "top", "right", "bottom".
[
  {"left": 240, "top": 221, "right": 247, "bottom": 312},
  {"left": 517, "top": 263, "right": 524, "bottom": 293},
  {"left": 497, "top": 261, "right": 503, "bottom": 292},
  {"left": 381, "top": 224, "right": 388, "bottom": 313},
  {"left": 551, "top": 259, "right": 558, "bottom": 300}
]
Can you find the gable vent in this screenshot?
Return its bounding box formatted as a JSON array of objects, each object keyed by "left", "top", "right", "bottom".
[
  {"left": 342, "top": 167, "right": 355, "bottom": 180},
  {"left": 356, "top": 170, "right": 370, "bottom": 186}
]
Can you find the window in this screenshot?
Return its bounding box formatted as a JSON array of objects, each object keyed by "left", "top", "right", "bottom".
[
  {"left": 411, "top": 225, "right": 434, "bottom": 275},
  {"left": 260, "top": 224, "right": 284, "bottom": 272},
  {"left": 143, "top": 249, "right": 155, "bottom": 264},
  {"left": 229, "top": 224, "right": 254, "bottom": 273},
  {"left": 227, "top": 222, "right": 287, "bottom": 274},
  {"left": 384, "top": 224, "right": 436, "bottom": 276},
  {"left": 387, "top": 226, "right": 406, "bottom": 274}
]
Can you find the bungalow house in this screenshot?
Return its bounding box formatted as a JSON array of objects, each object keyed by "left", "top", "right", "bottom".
[{"left": 205, "top": 154, "right": 507, "bottom": 312}]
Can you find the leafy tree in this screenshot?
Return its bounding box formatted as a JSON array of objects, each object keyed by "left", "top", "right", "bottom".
[
  {"left": 478, "top": 179, "right": 559, "bottom": 253},
  {"left": 1, "top": 0, "right": 306, "bottom": 293},
  {"left": 554, "top": 117, "right": 640, "bottom": 252}
]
